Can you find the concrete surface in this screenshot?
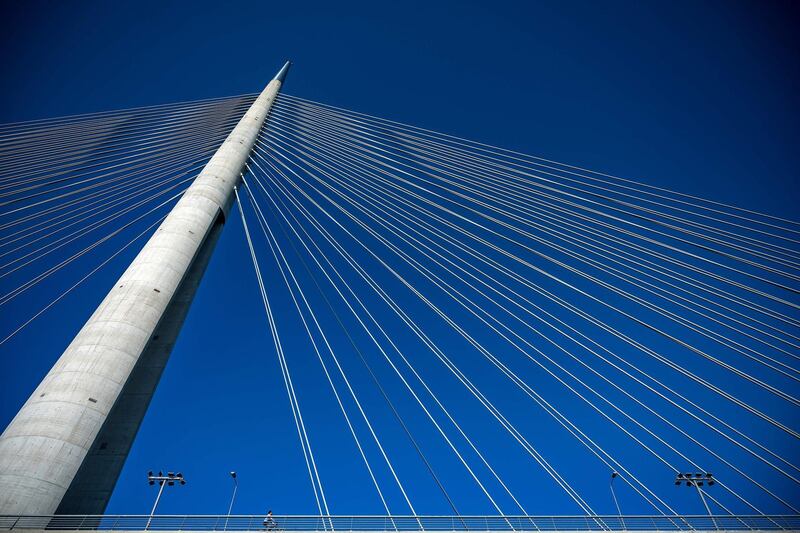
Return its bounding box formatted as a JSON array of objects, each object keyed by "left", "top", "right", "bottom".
[{"left": 0, "top": 63, "right": 290, "bottom": 515}]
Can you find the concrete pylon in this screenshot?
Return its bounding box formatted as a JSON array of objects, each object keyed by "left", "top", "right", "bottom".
[{"left": 0, "top": 61, "right": 291, "bottom": 515}]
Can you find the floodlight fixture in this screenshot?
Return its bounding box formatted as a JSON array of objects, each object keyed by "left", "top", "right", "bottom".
[{"left": 146, "top": 469, "right": 187, "bottom": 530}]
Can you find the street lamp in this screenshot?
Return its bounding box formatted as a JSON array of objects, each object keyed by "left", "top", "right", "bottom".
[
  {"left": 224, "top": 471, "right": 238, "bottom": 531},
  {"left": 610, "top": 472, "right": 625, "bottom": 530},
  {"left": 146, "top": 471, "right": 186, "bottom": 530},
  {"left": 675, "top": 472, "right": 716, "bottom": 529}
]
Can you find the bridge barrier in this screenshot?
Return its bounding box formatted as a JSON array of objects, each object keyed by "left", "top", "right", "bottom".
[{"left": 1, "top": 515, "right": 799, "bottom": 532}]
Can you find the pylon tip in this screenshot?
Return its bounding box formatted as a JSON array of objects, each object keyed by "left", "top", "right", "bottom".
[{"left": 274, "top": 61, "right": 292, "bottom": 83}]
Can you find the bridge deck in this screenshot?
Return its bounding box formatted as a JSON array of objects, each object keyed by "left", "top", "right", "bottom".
[{"left": 1, "top": 516, "right": 799, "bottom": 532}]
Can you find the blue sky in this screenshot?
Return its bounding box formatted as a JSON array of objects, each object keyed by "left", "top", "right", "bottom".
[{"left": 1, "top": 0, "right": 799, "bottom": 518}]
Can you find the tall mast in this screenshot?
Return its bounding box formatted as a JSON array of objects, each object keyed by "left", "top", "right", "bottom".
[{"left": 0, "top": 61, "right": 291, "bottom": 515}]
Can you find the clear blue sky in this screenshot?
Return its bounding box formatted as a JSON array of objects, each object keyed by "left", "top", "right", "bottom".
[{"left": 1, "top": 0, "right": 799, "bottom": 517}]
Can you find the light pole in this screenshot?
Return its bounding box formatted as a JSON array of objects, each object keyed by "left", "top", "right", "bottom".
[
  {"left": 610, "top": 472, "right": 624, "bottom": 530},
  {"left": 224, "top": 472, "right": 238, "bottom": 531},
  {"left": 675, "top": 472, "right": 717, "bottom": 529},
  {"left": 146, "top": 471, "right": 186, "bottom": 530}
]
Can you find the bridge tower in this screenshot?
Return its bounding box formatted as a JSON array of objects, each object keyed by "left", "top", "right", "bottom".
[{"left": 0, "top": 62, "right": 291, "bottom": 515}]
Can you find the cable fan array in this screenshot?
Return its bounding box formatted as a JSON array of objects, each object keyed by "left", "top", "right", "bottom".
[
  {"left": 0, "top": 93, "right": 256, "bottom": 344},
  {"left": 235, "top": 93, "right": 800, "bottom": 517},
  {"left": 1, "top": 89, "right": 798, "bottom": 518}
]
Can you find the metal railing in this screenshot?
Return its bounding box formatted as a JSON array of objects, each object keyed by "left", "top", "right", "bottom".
[{"left": 1, "top": 516, "right": 799, "bottom": 532}]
